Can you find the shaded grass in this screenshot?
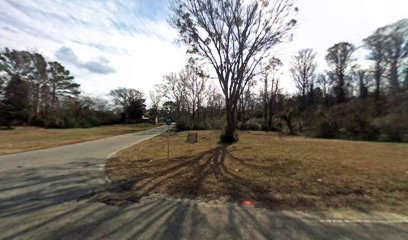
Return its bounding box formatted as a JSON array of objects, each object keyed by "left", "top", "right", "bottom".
[
  {"left": 105, "top": 130, "right": 408, "bottom": 211},
  {"left": 0, "top": 124, "right": 156, "bottom": 155}
]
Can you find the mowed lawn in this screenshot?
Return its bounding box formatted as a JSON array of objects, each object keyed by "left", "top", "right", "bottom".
[
  {"left": 0, "top": 124, "right": 155, "bottom": 155},
  {"left": 105, "top": 130, "right": 408, "bottom": 211}
]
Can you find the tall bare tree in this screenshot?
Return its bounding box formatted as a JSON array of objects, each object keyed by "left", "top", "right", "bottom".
[
  {"left": 261, "top": 57, "right": 282, "bottom": 130},
  {"left": 325, "top": 42, "right": 355, "bottom": 103},
  {"left": 363, "top": 29, "right": 387, "bottom": 99},
  {"left": 206, "top": 84, "right": 224, "bottom": 120},
  {"left": 149, "top": 84, "right": 163, "bottom": 121},
  {"left": 161, "top": 72, "right": 188, "bottom": 118},
  {"left": 183, "top": 61, "right": 208, "bottom": 122},
  {"left": 382, "top": 19, "right": 408, "bottom": 91},
  {"left": 354, "top": 69, "right": 370, "bottom": 99},
  {"left": 290, "top": 48, "right": 317, "bottom": 109},
  {"left": 170, "top": 0, "right": 297, "bottom": 142}
]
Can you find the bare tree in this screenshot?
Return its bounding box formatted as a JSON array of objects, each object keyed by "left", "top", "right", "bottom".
[
  {"left": 363, "top": 29, "right": 387, "bottom": 99},
  {"left": 382, "top": 19, "right": 408, "bottom": 91},
  {"left": 261, "top": 57, "right": 282, "bottom": 130},
  {"left": 354, "top": 69, "right": 370, "bottom": 99},
  {"left": 325, "top": 42, "right": 355, "bottom": 103},
  {"left": 237, "top": 80, "right": 256, "bottom": 122},
  {"left": 170, "top": 0, "right": 297, "bottom": 142},
  {"left": 290, "top": 48, "right": 317, "bottom": 108},
  {"left": 206, "top": 84, "right": 224, "bottom": 120},
  {"left": 149, "top": 84, "right": 163, "bottom": 121},
  {"left": 109, "top": 87, "right": 144, "bottom": 111},
  {"left": 161, "top": 72, "right": 188, "bottom": 118},
  {"left": 183, "top": 61, "right": 208, "bottom": 122}
]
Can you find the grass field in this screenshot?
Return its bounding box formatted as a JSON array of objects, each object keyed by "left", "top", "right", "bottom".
[
  {"left": 0, "top": 124, "right": 156, "bottom": 155},
  {"left": 105, "top": 130, "right": 408, "bottom": 211}
]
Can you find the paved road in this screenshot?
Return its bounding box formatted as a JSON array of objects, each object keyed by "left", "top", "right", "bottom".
[
  {"left": 0, "top": 126, "right": 169, "bottom": 171},
  {"left": 0, "top": 126, "right": 407, "bottom": 240}
]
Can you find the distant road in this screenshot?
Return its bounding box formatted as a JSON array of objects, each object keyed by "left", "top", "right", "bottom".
[
  {"left": 0, "top": 125, "right": 168, "bottom": 171},
  {"left": 0, "top": 125, "right": 407, "bottom": 240}
]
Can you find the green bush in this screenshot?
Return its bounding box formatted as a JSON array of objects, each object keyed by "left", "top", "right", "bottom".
[
  {"left": 176, "top": 118, "right": 192, "bottom": 131},
  {"left": 317, "top": 121, "right": 338, "bottom": 138},
  {"left": 373, "top": 113, "right": 408, "bottom": 142},
  {"left": 176, "top": 118, "right": 225, "bottom": 131},
  {"left": 237, "top": 118, "right": 262, "bottom": 131}
]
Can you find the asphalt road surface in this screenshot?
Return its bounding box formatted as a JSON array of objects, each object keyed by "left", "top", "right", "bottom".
[{"left": 0, "top": 126, "right": 407, "bottom": 240}]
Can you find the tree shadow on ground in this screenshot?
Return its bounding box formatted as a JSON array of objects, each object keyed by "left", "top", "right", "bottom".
[
  {"left": 101, "top": 144, "right": 311, "bottom": 210},
  {"left": 1, "top": 156, "right": 407, "bottom": 239}
]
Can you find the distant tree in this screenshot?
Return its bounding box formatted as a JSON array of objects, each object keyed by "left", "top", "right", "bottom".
[
  {"left": 88, "top": 97, "right": 111, "bottom": 112},
  {"left": 281, "top": 108, "right": 296, "bottom": 135},
  {"left": 160, "top": 73, "right": 187, "bottom": 118},
  {"left": 261, "top": 57, "right": 282, "bottom": 130},
  {"left": 0, "top": 48, "right": 33, "bottom": 78},
  {"left": 109, "top": 87, "right": 144, "bottom": 110},
  {"left": 162, "top": 101, "right": 178, "bottom": 120},
  {"left": 382, "top": 19, "right": 408, "bottom": 91},
  {"left": 48, "top": 61, "right": 80, "bottom": 109},
  {"left": 183, "top": 60, "right": 208, "bottom": 122},
  {"left": 237, "top": 80, "right": 256, "bottom": 122},
  {"left": 290, "top": 48, "right": 317, "bottom": 109},
  {"left": 206, "top": 85, "right": 224, "bottom": 120},
  {"left": 1, "top": 75, "right": 30, "bottom": 125},
  {"left": 109, "top": 87, "right": 145, "bottom": 122},
  {"left": 404, "top": 60, "right": 408, "bottom": 90},
  {"left": 325, "top": 42, "right": 355, "bottom": 103},
  {"left": 363, "top": 29, "right": 388, "bottom": 99},
  {"left": 149, "top": 84, "right": 163, "bottom": 121},
  {"left": 354, "top": 69, "right": 370, "bottom": 99},
  {"left": 316, "top": 73, "right": 329, "bottom": 99},
  {"left": 0, "top": 77, "right": 4, "bottom": 96},
  {"left": 125, "top": 99, "right": 146, "bottom": 123},
  {"left": 170, "top": 0, "right": 297, "bottom": 142},
  {"left": 30, "top": 53, "right": 48, "bottom": 119}
]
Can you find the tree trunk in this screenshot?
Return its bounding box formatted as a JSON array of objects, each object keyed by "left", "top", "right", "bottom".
[
  {"left": 389, "top": 61, "right": 400, "bottom": 91},
  {"left": 51, "top": 82, "right": 56, "bottom": 110},
  {"left": 34, "top": 83, "right": 41, "bottom": 119},
  {"left": 267, "top": 110, "right": 273, "bottom": 130},
  {"left": 223, "top": 99, "right": 238, "bottom": 143},
  {"left": 263, "top": 79, "right": 268, "bottom": 127},
  {"left": 374, "top": 63, "right": 381, "bottom": 100}
]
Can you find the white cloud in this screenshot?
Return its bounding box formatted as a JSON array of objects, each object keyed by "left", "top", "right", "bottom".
[{"left": 0, "top": 0, "right": 187, "bottom": 97}]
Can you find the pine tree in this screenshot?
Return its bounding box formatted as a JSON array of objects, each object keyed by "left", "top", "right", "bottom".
[{"left": 2, "top": 75, "right": 30, "bottom": 124}]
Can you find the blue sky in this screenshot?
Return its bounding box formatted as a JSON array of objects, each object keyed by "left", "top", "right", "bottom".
[
  {"left": 0, "top": 0, "right": 407, "bottom": 97},
  {"left": 0, "top": 0, "right": 187, "bottom": 97}
]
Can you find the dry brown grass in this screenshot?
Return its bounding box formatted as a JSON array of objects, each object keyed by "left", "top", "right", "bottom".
[
  {"left": 105, "top": 130, "right": 408, "bottom": 211},
  {"left": 0, "top": 124, "right": 155, "bottom": 155}
]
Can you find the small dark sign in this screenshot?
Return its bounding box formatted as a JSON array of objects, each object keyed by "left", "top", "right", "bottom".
[
  {"left": 165, "top": 118, "right": 172, "bottom": 125},
  {"left": 187, "top": 132, "right": 198, "bottom": 143}
]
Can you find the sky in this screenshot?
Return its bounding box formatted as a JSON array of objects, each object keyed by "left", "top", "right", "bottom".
[{"left": 0, "top": 0, "right": 407, "bottom": 97}]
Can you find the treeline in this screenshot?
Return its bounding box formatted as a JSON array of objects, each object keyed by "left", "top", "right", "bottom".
[
  {"left": 160, "top": 19, "right": 408, "bottom": 142},
  {"left": 157, "top": 60, "right": 225, "bottom": 130},
  {"left": 0, "top": 48, "right": 147, "bottom": 128},
  {"left": 281, "top": 19, "right": 408, "bottom": 142}
]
